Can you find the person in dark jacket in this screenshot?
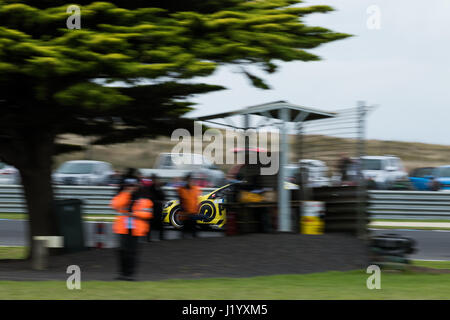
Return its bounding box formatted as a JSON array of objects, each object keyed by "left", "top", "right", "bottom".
[
  {"left": 146, "top": 174, "right": 166, "bottom": 241},
  {"left": 111, "top": 179, "right": 153, "bottom": 281},
  {"left": 117, "top": 168, "right": 139, "bottom": 194},
  {"left": 177, "top": 173, "right": 200, "bottom": 239},
  {"left": 338, "top": 153, "right": 352, "bottom": 183}
]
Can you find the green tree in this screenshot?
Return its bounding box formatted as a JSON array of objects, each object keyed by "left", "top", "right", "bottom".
[{"left": 0, "top": 0, "right": 349, "bottom": 262}]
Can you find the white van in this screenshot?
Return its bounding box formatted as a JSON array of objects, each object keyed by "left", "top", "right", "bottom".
[{"left": 361, "top": 156, "right": 407, "bottom": 189}]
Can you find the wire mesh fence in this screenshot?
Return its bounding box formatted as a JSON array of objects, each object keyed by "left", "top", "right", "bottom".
[
  {"left": 291, "top": 103, "right": 375, "bottom": 238},
  {"left": 293, "top": 103, "right": 374, "bottom": 184}
]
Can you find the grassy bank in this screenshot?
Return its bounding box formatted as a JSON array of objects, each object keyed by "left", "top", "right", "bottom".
[
  {"left": 0, "top": 247, "right": 27, "bottom": 260},
  {"left": 0, "top": 271, "right": 449, "bottom": 299},
  {"left": 411, "top": 260, "right": 450, "bottom": 269},
  {"left": 0, "top": 213, "right": 116, "bottom": 221},
  {"left": 372, "top": 219, "right": 450, "bottom": 223},
  {"left": 369, "top": 226, "right": 450, "bottom": 231}
]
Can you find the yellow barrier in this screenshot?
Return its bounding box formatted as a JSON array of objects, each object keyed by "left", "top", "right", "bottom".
[{"left": 300, "top": 201, "right": 325, "bottom": 235}]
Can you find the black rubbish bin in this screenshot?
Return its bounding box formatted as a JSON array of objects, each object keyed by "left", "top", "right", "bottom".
[{"left": 54, "top": 199, "right": 86, "bottom": 253}]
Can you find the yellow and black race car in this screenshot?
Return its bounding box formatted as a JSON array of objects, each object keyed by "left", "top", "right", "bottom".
[
  {"left": 162, "top": 181, "right": 298, "bottom": 229},
  {"left": 162, "top": 183, "right": 238, "bottom": 230}
]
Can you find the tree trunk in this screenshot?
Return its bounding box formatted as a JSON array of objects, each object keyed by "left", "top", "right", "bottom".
[{"left": 18, "top": 133, "right": 57, "bottom": 262}]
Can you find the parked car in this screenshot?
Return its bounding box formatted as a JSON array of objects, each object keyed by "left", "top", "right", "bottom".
[
  {"left": 0, "top": 162, "right": 20, "bottom": 185},
  {"left": 298, "top": 159, "right": 331, "bottom": 187},
  {"left": 286, "top": 160, "right": 330, "bottom": 188},
  {"left": 427, "top": 166, "right": 450, "bottom": 191},
  {"left": 360, "top": 156, "right": 407, "bottom": 189},
  {"left": 53, "top": 160, "right": 115, "bottom": 185},
  {"left": 409, "top": 167, "right": 435, "bottom": 190},
  {"left": 139, "top": 153, "right": 226, "bottom": 187}
]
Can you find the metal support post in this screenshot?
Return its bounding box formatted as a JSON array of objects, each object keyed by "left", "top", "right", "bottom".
[
  {"left": 278, "top": 108, "right": 291, "bottom": 232},
  {"left": 357, "top": 101, "right": 367, "bottom": 240}
]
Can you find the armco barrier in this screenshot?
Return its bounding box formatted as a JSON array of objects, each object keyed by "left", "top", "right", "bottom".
[
  {"left": 368, "top": 190, "right": 450, "bottom": 220},
  {"left": 0, "top": 185, "right": 215, "bottom": 215},
  {"left": 1, "top": 185, "right": 450, "bottom": 220}
]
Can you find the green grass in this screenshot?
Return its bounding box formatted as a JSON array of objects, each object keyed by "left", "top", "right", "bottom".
[
  {"left": 0, "top": 213, "right": 116, "bottom": 221},
  {"left": 0, "top": 213, "right": 27, "bottom": 220},
  {"left": 412, "top": 260, "right": 450, "bottom": 269},
  {"left": 372, "top": 219, "right": 450, "bottom": 223},
  {"left": 0, "top": 271, "right": 449, "bottom": 299},
  {"left": 0, "top": 247, "right": 27, "bottom": 260},
  {"left": 369, "top": 225, "right": 450, "bottom": 231}
]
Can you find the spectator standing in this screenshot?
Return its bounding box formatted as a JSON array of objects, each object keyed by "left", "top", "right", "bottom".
[
  {"left": 147, "top": 174, "right": 166, "bottom": 241},
  {"left": 111, "top": 179, "right": 153, "bottom": 281},
  {"left": 338, "top": 153, "right": 352, "bottom": 183},
  {"left": 117, "top": 167, "right": 139, "bottom": 194},
  {"left": 177, "top": 173, "right": 200, "bottom": 238}
]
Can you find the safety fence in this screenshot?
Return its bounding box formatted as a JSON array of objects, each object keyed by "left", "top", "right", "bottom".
[
  {"left": 0, "top": 185, "right": 215, "bottom": 215},
  {"left": 368, "top": 190, "right": 450, "bottom": 220},
  {"left": 1, "top": 185, "right": 450, "bottom": 220}
]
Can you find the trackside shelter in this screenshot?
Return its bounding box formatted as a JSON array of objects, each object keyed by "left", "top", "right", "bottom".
[{"left": 194, "top": 101, "right": 336, "bottom": 232}]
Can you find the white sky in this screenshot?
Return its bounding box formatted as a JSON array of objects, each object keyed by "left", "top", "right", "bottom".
[{"left": 186, "top": 0, "right": 450, "bottom": 145}]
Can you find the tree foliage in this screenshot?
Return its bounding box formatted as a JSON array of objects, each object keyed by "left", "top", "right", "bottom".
[
  {"left": 0, "top": 0, "right": 349, "bottom": 156},
  {"left": 0, "top": 0, "right": 350, "bottom": 251}
]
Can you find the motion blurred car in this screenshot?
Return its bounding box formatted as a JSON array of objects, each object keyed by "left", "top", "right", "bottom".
[
  {"left": 409, "top": 167, "right": 435, "bottom": 190},
  {"left": 53, "top": 160, "right": 115, "bottom": 185},
  {"left": 428, "top": 166, "right": 450, "bottom": 191},
  {"left": 163, "top": 179, "right": 300, "bottom": 229},
  {"left": 361, "top": 156, "right": 407, "bottom": 189},
  {"left": 298, "top": 159, "right": 330, "bottom": 187},
  {"left": 140, "top": 153, "right": 225, "bottom": 187},
  {"left": 0, "top": 162, "right": 20, "bottom": 185},
  {"left": 285, "top": 160, "right": 330, "bottom": 188},
  {"left": 162, "top": 183, "right": 238, "bottom": 229}
]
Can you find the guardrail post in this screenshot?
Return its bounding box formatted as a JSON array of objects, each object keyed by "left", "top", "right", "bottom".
[{"left": 357, "top": 101, "right": 368, "bottom": 240}]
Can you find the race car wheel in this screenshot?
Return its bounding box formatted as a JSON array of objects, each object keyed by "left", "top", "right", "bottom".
[
  {"left": 169, "top": 205, "right": 185, "bottom": 229},
  {"left": 199, "top": 201, "right": 217, "bottom": 223}
]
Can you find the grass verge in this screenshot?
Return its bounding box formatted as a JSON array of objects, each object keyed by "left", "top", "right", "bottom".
[
  {"left": 0, "top": 213, "right": 116, "bottom": 221},
  {"left": 0, "top": 214, "right": 27, "bottom": 220},
  {"left": 411, "top": 260, "right": 450, "bottom": 269},
  {"left": 372, "top": 219, "right": 450, "bottom": 223},
  {"left": 0, "top": 271, "right": 449, "bottom": 299},
  {"left": 0, "top": 247, "right": 27, "bottom": 260},
  {"left": 369, "top": 226, "right": 450, "bottom": 231}
]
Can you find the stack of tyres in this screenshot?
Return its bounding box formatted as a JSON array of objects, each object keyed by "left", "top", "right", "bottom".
[{"left": 369, "top": 233, "right": 416, "bottom": 270}]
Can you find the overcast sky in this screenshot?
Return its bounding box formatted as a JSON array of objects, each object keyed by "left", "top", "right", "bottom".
[{"left": 186, "top": 0, "right": 450, "bottom": 145}]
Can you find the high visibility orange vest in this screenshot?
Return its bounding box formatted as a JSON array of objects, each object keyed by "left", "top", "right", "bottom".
[
  {"left": 177, "top": 185, "right": 200, "bottom": 216},
  {"left": 111, "top": 191, "right": 154, "bottom": 236}
]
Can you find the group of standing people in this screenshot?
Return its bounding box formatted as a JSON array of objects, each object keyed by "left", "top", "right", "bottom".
[{"left": 110, "top": 169, "right": 201, "bottom": 281}]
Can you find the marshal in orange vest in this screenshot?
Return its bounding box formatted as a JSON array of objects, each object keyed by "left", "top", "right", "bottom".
[{"left": 111, "top": 191, "right": 154, "bottom": 236}]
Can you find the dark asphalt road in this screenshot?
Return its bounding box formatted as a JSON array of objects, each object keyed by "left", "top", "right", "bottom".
[{"left": 1, "top": 219, "right": 449, "bottom": 260}]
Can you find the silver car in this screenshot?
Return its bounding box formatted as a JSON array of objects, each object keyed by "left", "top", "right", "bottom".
[
  {"left": 140, "top": 153, "right": 226, "bottom": 187},
  {"left": 53, "top": 160, "right": 115, "bottom": 186},
  {"left": 0, "top": 162, "right": 20, "bottom": 185},
  {"left": 285, "top": 160, "right": 331, "bottom": 188}
]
